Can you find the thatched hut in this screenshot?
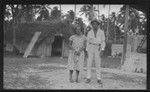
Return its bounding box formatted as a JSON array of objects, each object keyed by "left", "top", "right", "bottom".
[{"left": 4, "top": 20, "right": 75, "bottom": 57}]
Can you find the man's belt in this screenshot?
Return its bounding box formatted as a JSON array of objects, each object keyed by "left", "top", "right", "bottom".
[{"left": 89, "top": 43, "right": 101, "bottom": 46}]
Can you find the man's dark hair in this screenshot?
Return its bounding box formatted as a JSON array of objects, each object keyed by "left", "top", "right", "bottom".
[{"left": 91, "top": 20, "right": 100, "bottom": 25}]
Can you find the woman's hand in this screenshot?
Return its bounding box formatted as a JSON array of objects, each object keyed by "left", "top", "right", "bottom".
[
  {"left": 69, "top": 41, "right": 75, "bottom": 50},
  {"left": 70, "top": 46, "right": 75, "bottom": 50},
  {"left": 74, "top": 57, "right": 79, "bottom": 64},
  {"left": 74, "top": 51, "right": 80, "bottom": 56}
]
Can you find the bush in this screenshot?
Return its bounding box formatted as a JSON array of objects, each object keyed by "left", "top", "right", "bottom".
[
  {"left": 104, "top": 42, "right": 112, "bottom": 57},
  {"left": 4, "top": 21, "right": 75, "bottom": 47}
]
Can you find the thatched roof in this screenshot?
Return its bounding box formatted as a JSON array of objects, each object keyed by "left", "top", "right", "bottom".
[{"left": 15, "top": 20, "right": 75, "bottom": 45}]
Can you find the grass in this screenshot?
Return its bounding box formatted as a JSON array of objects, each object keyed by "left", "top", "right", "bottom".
[
  {"left": 3, "top": 53, "right": 146, "bottom": 89},
  {"left": 4, "top": 51, "right": 122, "bottom": 69},
  {"left": 33, "top": 65, "right": 66, "bottom": 72},
  {"left": 3, "top": 51, "right": 121, "bottom": 89},
  {"left": 4, "top": 73, "right": 50, "bottom": 89},
  {"left": 82, "top": 56, "right": 121, "bottom": 69},
  {"left": 3, "top": 58, "right": 53, "bottom": 89}
]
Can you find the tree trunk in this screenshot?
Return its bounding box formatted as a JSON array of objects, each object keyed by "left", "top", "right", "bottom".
[
  {"left": 74, "top": 4, "right": 76, "bottom": 18},
  {"left": 106, "top": 5, "right": 110, "bottom": 41},
  {"left": 11, "top": 5, "right": 20, "bottom": 54},
  {"left": 59, "top": 4, "right": 61, "bottom": 15},
  {"left": 11, "top": 5, "right": 15, "bottom": 47},
  {"left": 12, "top": 24, "right": 20, "bottom": 54},
  {"left": 13, "top": 24, "right": 16, "bottom": 47},
  {"left": 114, "top": 21, "right": 116, "bottom": 43},
  {"left": 61, "top": 39, "right": 65, "bottom": 58},
  {"left": 97, "top": 5, "right": 100, "bottom": 20},
  {"left": 121, "top": 5, "right": 129, "bottom": 65},
  {"left": 31, "top": 5, "right": 35, "bottom": 22},
  {"left": 12, "top": 13, "right": 16, "bottom": 48}
]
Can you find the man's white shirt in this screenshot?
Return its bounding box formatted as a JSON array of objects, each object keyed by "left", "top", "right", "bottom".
[{"left": 86, "top": 28, "right": 106, "bottom": 51}]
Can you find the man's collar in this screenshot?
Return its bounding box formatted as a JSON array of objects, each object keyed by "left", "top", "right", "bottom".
[{"left": 91, "top": 28, "right": 100, "bottom": 32}]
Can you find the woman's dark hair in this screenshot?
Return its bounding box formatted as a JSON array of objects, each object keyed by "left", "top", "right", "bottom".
[{"left": 73, "top": 18, "right": 85, "bottom": 34}]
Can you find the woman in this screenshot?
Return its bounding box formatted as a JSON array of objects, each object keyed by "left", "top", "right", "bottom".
[{"left": 67, "top": 25, "right": 86, "bottom": 83}]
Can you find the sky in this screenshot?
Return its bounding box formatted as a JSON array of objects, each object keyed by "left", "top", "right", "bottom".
[
  {"left": 5, "top": 4, "right": 123, "bottom": 22},
  {"left": 48, "top": 4, "right": 123, "bottom": 16},
  {"left": 48, "top": 4, "right": 123, "bottom": 25}
]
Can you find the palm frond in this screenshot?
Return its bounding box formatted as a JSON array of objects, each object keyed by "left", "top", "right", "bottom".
[
  {"left": 80, "top": 13, "right": 84, "bottom": 16},
  {"left": 45, "top": 5, "right": 52, "bottom": 10}
]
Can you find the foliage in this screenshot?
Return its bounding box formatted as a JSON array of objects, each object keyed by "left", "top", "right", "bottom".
[
  {"left": 50, "top": 6, "right": 61, "bottom": 20},
  {"left": 36, "top": 5, "right": 50, "bottom": 21},
  {"left": 4, "top": 4, "right": 147, "bottom": 50},
  {"left": 67, "top": 10, "right": 75, "bottom": 22},
  {"left": 100, "top": 5, "right": 147, "bottom": 44},
  {"left": 4, "top": 5, "right": 12, "bottom": 20},
  {"left": 100, "top": 13, "right": 123, "bottom": 43},
  {"left": 7, "top": 21, "right": 75, "bottom": 47},
  {"left": 4, "top": 20, "right": 13, "bottom": 44},
  {"left": 79, "top": 4, "right": 98, "bottom": 21},
  {"left": 4, "top": 4, "right": 76, "bottom": 50},
  {"left": 5, "top": 5, "right": 31, "bottom": 22},
  {"left": 100, "top": 14, "right": 107, "bottom": 32},
  {"left": 4, "top": 4, "right": 51, "bottom": 23},
  {"left": 62, "top": 10, "right": 75, "bottom": 24},
  {"left": 109, "top": 12, "right": 124, "bottom": 42},
  {"left": 117, "top": 5, "right": 147, "bottom": 35}
]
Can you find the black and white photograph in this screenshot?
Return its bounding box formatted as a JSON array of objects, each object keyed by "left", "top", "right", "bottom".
[{"left": 3, "top": 4, "right": 147, "bottom": 89}]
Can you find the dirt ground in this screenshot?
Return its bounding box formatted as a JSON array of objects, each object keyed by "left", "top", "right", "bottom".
[{"left": 3, "top": 56, "right": 146, "bottom": 90}]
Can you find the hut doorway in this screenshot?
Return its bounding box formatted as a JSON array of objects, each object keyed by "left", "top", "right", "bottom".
[{"left": 51, "top": 35, "right": 63, "bottom": 57}]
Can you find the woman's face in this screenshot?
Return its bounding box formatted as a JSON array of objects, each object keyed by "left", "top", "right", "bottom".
[
  {"left": 76, "top": 26, "right": 82, "bottom": 35},
  {"left": 91, "top": 22, "right": 99, "bottom": 30}
]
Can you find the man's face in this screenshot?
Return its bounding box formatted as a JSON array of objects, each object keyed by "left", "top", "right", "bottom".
[{"left": 91, "top": 22, "right": 99, "bottom": 30}]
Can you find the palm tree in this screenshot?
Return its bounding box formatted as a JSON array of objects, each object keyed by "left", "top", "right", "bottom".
[
  {"left": 110, "top": 12, "right": 117, "bottom": 42},
  {"left": 117, "top": 5, "right": 144, "bottom": 34},
  {"left": 61, "top": 10, "right": 75, "bottom": 24},
  {"left": 97, "top": 5, "right": 100, "bottom": 20},
  {"left": 121, "top": 5, "right": 129, "bottom": 65},
  {"left": 4, "top": 5, "right": 12, "bottom": 21},
  {"left": 74, "top": 4, "right": 76, "bottom": 18},
  {"left": 59, "top": 4, "right": 61, "bottom": 16},
  {"left": 5, "top": 4, "right": 38, "bottom": 54},
  {"left": 49, "top": 6, "right": 61, "bottom": 21},
  {"left": 67, "top": 10, "right": 75, "bottom": 23},
  {"left": 36, "top": 5, "right": 50, "bottom": 21},
  {"left": 8, "top": 4, "right": 23, "bottom": 51},
  {"left": 79, "top": 4, "right": 98, "bottom": 21},
  {"left": 101, "top": 14, "right": 107, "bottom": 31},
  {"left": 106, "top": 5, "right": 111, "bottom": 41}
]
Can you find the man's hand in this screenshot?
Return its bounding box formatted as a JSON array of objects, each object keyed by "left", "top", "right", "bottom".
[
  {"left": 98, "top": 44, "right": 101, "bottom": 51},
  {"left": 100, "top": 50, "right": 104, "bottom": 57},
  {"left": 89, "top": 38, "right": 94, "bottom": 44}
]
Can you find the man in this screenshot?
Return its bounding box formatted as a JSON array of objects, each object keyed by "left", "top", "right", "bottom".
[{"left": 86, "top": 19, "right": 106, "bottom": 85}]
